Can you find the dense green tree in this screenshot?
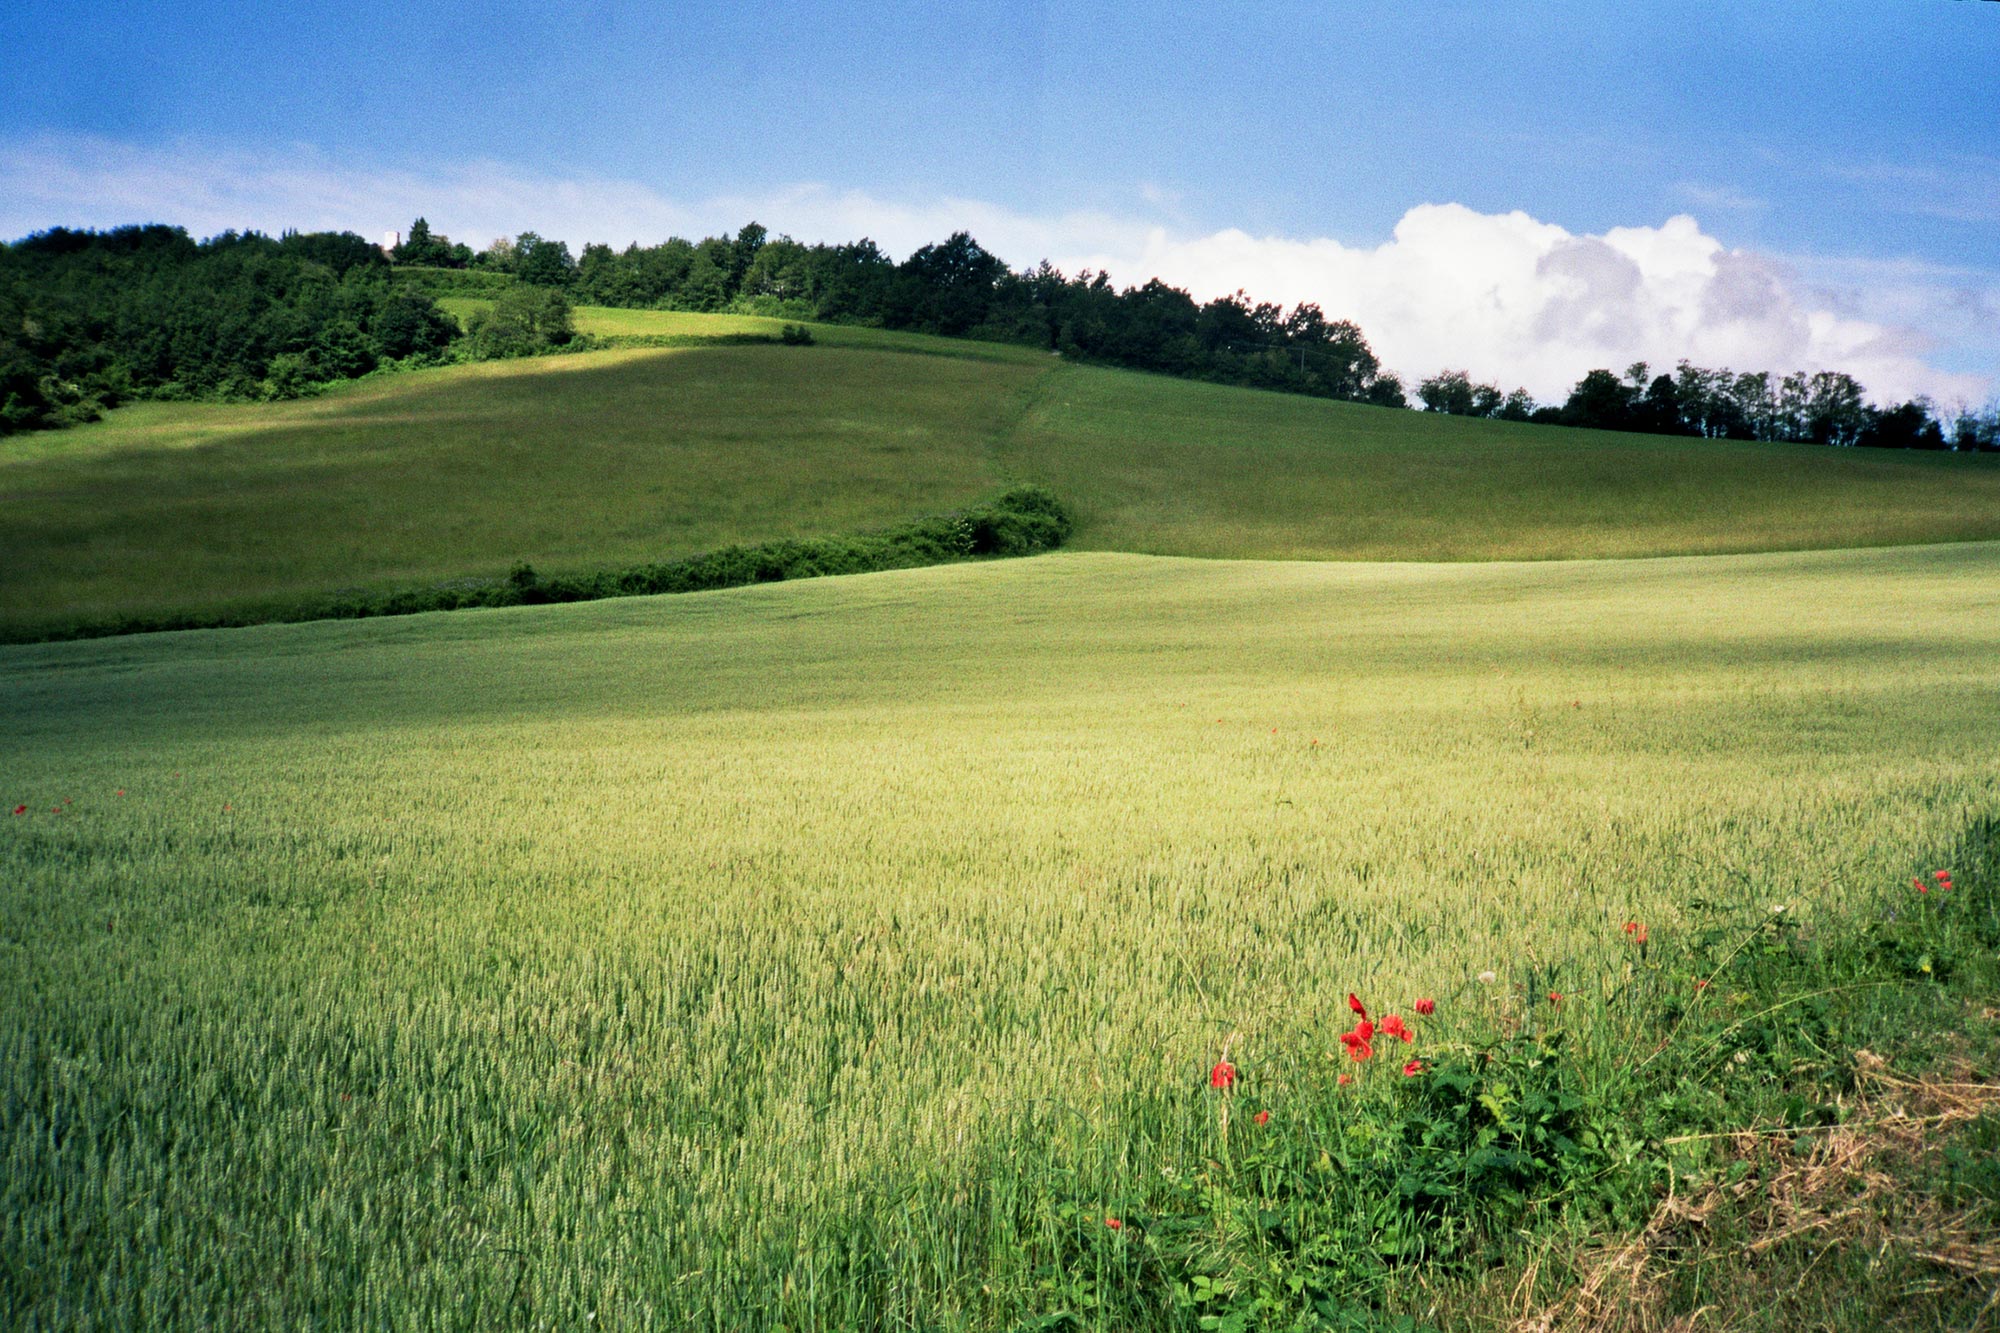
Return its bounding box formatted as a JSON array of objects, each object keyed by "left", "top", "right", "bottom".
[
  {"left": 390, "top": 217, "right": 464, "bottom": 268},
  {"left": 1419, "top": 369, "right": 1480, "bottom": 415},
  {"left": 513, "top": 232, "right": 576, "bottom": 287},
  {"left": 1417, "top": 371, "right": 1536, "bottom": 420},
  {"left": 678, "top": 247, "right": 732, "bottom": 311},
  {"left": 1803, "top": 371, "right": 1869, "bottom": 446},
  {"left": 1859, "top": 400, "right": 1948, "bottom": 449},
  {"left": 476, "top": 236, "right": 518, "bottom": 272},
  {"left": 464, "top": 285, "right": 573, "bottom": 358},
  {"left": 741, "top": 238, "right": 817, "bottom": 304},
  {"left": 729, "top": 223, "right": 768, "bottom": 290},
  {"left": 1561, "top": 369, "right": 1636, "bottom": 431}
]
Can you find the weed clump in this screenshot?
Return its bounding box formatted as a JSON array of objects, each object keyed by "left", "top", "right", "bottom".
[{"left": 1023, "top": 821, "right": 2000, "bottom": 1329}]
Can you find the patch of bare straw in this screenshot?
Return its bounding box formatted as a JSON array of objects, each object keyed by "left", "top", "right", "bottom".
[{"left": 1512, "top": 1046, "right": 2000, "bottom": 1333}]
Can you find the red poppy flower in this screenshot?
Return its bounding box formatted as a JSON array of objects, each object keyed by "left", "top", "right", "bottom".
[
  {"left": 1105, "top": 1217, "right": 1123, "bottom": 1230},
  {"left": 1338, "top": 1073, "right": 1353, "bottom": 1086},
  {"left": 1380, "top": 1015, "right": 1413, "bottom": 1043},
  {"left": 1414, "top": 997, "right": 1435, "bottom": 1017},
  {"left": 10, "top": 805, "right": 23, "bottom": 816},
  {"left": 1548, "top": 991, "right": 1562, "bottom": 1006},
  {"left": 1694, "top": 979, "right": 1710, "bottom": 991},
  {"left": 1210, "top": 1061, "right": 1237, "bottom": 1090},
  {"left": 1913, "top": 878, "right": 1928, "bottom": 894},
  {"left": 1933, "top": 870, "right": 1950, "bottom": 881},
  {"left": 1348, "top": 993, "right": 1368, "bottom": 1021},
  {"left": 1253, "top": 1110, "right": 1270, "bottom": 1126},
  {"left": 1402, "top": 1059, "right": 1424, "bottom": 1077},
  {"left": 1623, "top": 921, "right": 1639, "bottom": 935},
  {"left": 115, "top": 789, "right": 125, "bottom": 796}
]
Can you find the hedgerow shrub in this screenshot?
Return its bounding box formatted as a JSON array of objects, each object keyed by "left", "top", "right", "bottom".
[{"left": 15, "top": 487, "right": 1074, "bottom": 642}]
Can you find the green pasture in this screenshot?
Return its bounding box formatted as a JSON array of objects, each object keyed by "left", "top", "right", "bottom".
[
  {"left": 4, "top": 310, "right": 1998, "bottom": 638},
  {"left": 0, "top": 345, "right": 1039, "bottom": 636},
  {"left": 439, "top": 297, "right": 1054, "bottom": 363},
  {"left": 5, "top": 544, "right": 1997, "bottom": 1326},
  {"left": 1011, "top": 366, "right": 2000, "bottom": 561}
]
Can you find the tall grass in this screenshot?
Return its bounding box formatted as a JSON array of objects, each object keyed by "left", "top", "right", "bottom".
[{"left": 4, "top": 545, "right": 1996, "bottom": 1326}]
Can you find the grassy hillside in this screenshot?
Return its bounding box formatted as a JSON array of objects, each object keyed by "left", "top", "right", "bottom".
[
  {"left": 2, "top": 307, "right": 1996, "bottom": 638},
  {"left": 4, "top": 545, "right": 1997, "bottom": 1326},
  {"left": 1006, "top": 365, "right": 2000, "bottom": 560},
  {"left": 0, "top": 344, "right": 1044, "bottom": 636}
]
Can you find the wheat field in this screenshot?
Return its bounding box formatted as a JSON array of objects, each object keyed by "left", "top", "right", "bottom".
[{"left": 4, "top": 543, "right": 1996, "bottom": 1326}]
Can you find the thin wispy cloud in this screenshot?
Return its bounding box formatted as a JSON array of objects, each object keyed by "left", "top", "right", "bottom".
[
  {"left": 3, "top": 134, "right": 1990, "bottom": 407},
  {"left": 1820, "top": 153, "right": 2000, "bottom": 227},
  {"left": 1674, "top": 181, "right": 1767, "bottom": 213}
]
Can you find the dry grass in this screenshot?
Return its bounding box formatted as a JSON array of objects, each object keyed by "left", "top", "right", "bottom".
[{"left": 1512, "top": 1035, "right": 2000, "bottom": 1333}]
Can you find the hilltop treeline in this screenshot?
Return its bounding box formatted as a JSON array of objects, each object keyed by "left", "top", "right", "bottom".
[
  {"left": 425, "top": 216, "right": 1996, "bottom": 450},
  {"left": 8, "top": 216, "right": 1994, "bottom": 450},
  {"left": 1417, "top": 359, "right": 1997, "bottom": 451},
  {"left": 418, "top": 221, "right": 1411, "bottom": 408},
  {"left": 0, "top": 225, "right": 464, "bottom": 433}
]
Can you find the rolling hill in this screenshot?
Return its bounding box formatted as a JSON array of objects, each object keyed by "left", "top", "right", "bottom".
[{"left": 2, "top": 306, "right": 1996, "bottom": 639}]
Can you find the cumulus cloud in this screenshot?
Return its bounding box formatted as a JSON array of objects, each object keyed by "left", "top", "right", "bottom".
[
  {"left": 2, "top": 133, "right": 1990, "bottom": 406},
  {"left": 1060, "top": 205, "right": 1991, "bottom": 405}
]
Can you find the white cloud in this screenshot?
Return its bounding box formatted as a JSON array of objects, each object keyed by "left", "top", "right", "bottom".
[
  {"left": 1058, "top": 205, "right": 1992, "bottom": 405},
  {"left": 2, "top": 134, "right": 1989, "bottom": 406}
]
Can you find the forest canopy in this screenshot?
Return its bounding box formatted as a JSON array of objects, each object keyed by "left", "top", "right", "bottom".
[{"left": 0, "top": 225, "right": 458, "bottom": 433}]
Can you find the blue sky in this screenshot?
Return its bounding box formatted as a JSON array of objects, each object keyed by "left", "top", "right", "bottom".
[{"left": 3, "top": 0, "right": 1997, "bottom": 402}]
